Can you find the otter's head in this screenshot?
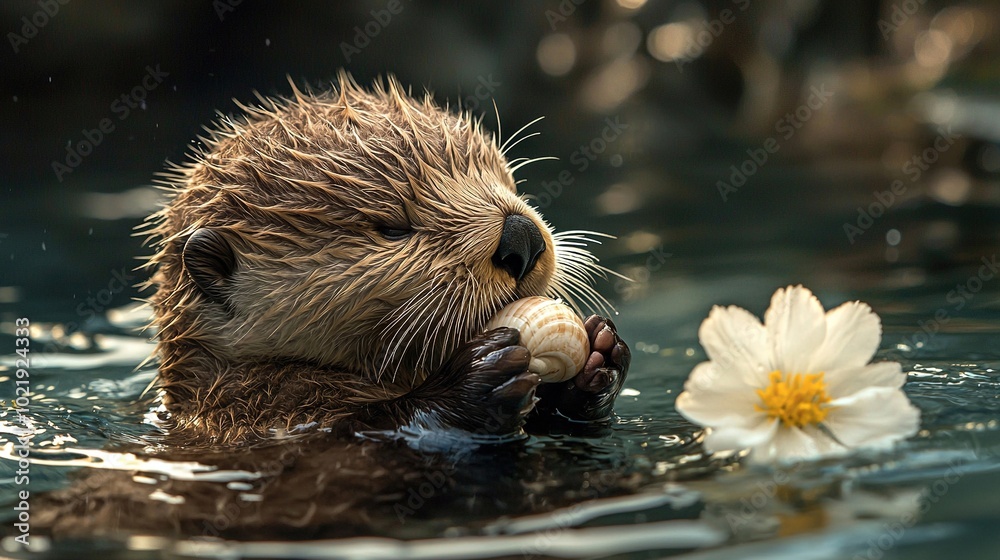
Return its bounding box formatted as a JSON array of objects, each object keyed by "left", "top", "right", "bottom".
[{"left": 144, "top": 75, "right": 611, "bottom": 383}]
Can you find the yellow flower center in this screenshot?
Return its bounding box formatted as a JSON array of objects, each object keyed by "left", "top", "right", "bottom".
[{"left": 755, "top": 370, "right": 833, "bottom": 428}]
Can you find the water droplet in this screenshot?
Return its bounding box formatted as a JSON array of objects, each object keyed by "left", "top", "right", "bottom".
[{"left": 265, "top": 38, "right": 271, "bottom": 46}]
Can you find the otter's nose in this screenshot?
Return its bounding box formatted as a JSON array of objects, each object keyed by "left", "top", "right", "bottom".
[{"left": 493, "top": 215, "right": 546, "bottom": 281}]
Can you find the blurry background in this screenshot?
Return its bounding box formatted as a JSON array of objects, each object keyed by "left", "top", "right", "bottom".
[
  {"left": 1, "top": 0, "right": 998, "bottom": 322},
  {"left": 2, "top": 3, "right": 1000, "bottom": 555}
]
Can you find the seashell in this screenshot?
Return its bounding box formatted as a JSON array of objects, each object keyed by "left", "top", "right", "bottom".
[{"left": 485, "top": 296, "right": 589, "bottom": 383}]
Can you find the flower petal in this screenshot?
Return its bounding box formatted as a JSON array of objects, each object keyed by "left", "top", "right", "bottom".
[
  {"left": 764, "top": 285, "right": 827, "bottom": 374},
  {"left": 683, "top": 359, "right": 759, "bottom": 394},
  {"left": 699, "top": 304, "right": 772, "bottom": 385},
  {"left": 809, "top": 300, "right": 882, "bottom": 372},
  {"left": 676, "top": 362, "right": 761, "bottom": 428},
  {"left": 749, "top": 424, "right": 846, "bottom": 464},
  {"left": 703, "top": 416, "right": 778, "bottom": 454},
  {"left": 826, "top": 386, "right": 920, "bottom": 449},
  {"left": 824, "top": 361, "right": 906, "bottom": 399}
]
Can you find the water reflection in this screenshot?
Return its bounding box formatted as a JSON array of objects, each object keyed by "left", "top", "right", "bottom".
[
  {"left": 13, "top": 420, "right": 659, "bottom": 541},
  {"left": 2, "top": 1, "right": 1000, "bottom": 557},
  {"left": 0, "top": 280, "right": 995, "bottom": 558}
]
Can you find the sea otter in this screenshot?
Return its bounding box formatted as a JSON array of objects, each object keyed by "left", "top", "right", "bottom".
[{"left": 139, "top": 74, "right": 630, "bottom": 444}]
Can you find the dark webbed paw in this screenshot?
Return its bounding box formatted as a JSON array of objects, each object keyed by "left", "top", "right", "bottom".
[
  {"left": 577, "top": 315, "right": 629, "bottom": 393},
  {"left": 414, "top": 328, "right": 539, "bottom": 435},
  {"left": 531, "top": 315, "right": 631, "bottom": 422}
]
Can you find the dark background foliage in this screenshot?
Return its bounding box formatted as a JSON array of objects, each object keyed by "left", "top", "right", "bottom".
[{"left": 2, "top": 0, "right": 998, "bottom": 319}]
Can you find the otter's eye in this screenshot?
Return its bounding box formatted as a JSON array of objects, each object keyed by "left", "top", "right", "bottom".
[{"left": 377, "top": 226, "right": 413, "bottom": 241}]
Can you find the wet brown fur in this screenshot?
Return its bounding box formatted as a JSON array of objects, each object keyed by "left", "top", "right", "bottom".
[{"left": 137, "top": 74, "right": 606, "bottom": 444}]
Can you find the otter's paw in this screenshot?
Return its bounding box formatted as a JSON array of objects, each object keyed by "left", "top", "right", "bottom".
[
  {"left": 418, "top": 328, "right": 540, "bottom": 435},
  {"left": 532, "top": 315, "right": 631, "bottom": 422}
]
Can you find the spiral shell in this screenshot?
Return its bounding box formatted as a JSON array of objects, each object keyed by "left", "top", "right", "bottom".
[{"left": 485, "top": 296, "right": 589, "bottom": 383}]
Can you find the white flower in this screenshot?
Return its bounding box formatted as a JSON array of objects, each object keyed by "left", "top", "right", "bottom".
[{"left": 675, "top": 285, "right": 920, "bottom": 464}]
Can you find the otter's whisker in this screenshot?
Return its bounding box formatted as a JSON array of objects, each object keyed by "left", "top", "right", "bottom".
[
  {"left": 492, "top": 99, "right": 502, "bottom": 151},
  {"left": 435, "top": 275, "right": 470, "bottom": 371},
  {"left": 549, "top": 274, "right": 597, "bottom": 315},
  {"left": 430, "top": 277, "right": 468, "bottom": 371},
  {"left": 376, "top": 274, "right": 444, "bottom": 332},
  {"left": 390, "top": 277, "right": 451, "bottom": 381},
  {"left": 499, "top": 131, "right": 541, "bottom": 158},
  {"left": 508, "top": 156, "right": 558, "bottom": 174},
  {"left": 547, "top": 230, "right": 633, "bottom": 317},
  {"left": 552, "top": 230, "right": 617, "bottom": 243},
  {"left": 416, "top": 285, "right": 455, "bottom": 375},
  {"left": 500, "top": 116, "right": 545, "bottom": 155},
  {"left": 559, "top": 248, "right": 632, "bottom": 283},
  {"left": 380, "top": 281, "right": 447, "bottom": 382},
  {"left": 557, "top": 272, "right": 614, "bottom": 315}
]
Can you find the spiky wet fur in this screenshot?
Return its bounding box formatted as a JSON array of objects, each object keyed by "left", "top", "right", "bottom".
[{"left": 139, "top": 74, "right": 615, "bottom": 444}]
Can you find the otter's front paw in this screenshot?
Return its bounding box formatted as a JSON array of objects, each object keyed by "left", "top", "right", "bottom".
[
  {"left": 532, "top": 315, "right": 631, "bottom": 422},
  {"left": 417, "top": 328, "right": 540, "bottom": 435}
]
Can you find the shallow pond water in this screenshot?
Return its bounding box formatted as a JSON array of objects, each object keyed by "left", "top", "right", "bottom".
[{"left": 1, "top": 199, "right": 999, "bottom": 559}]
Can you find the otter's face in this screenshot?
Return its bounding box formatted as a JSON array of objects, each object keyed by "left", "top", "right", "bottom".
[{"left": 155, "top": 80, "right": 608, "bottom": 382}]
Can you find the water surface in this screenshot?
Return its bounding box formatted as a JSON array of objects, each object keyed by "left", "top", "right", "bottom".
[{"left": 2, "top": 196, "right": 998, "bottom": 559}]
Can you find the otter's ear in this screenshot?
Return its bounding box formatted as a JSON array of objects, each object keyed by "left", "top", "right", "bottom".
[{"left": 182, "top": 228, "right": 236, "bottom": 304}]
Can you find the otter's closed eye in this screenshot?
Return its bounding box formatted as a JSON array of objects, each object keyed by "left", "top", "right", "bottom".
[{"left": 377, "top": 226, "right": 413, "bottom": 240}]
